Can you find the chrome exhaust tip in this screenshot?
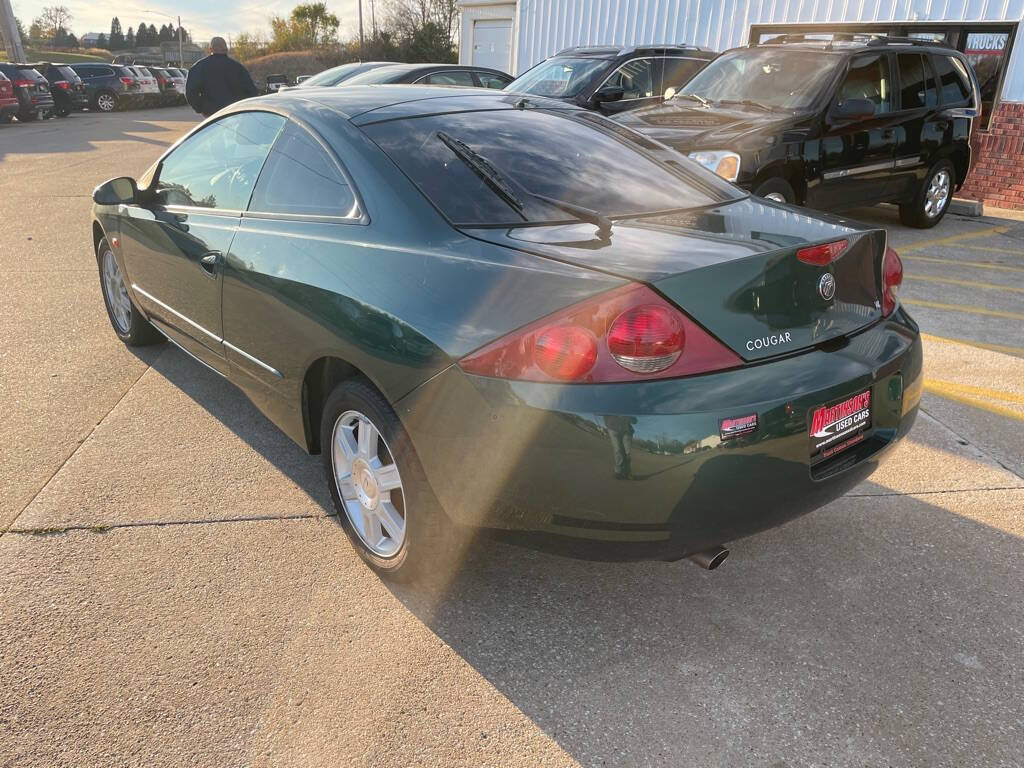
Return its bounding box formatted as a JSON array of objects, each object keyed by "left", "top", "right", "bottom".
[{"left": 688, "top": 545, "right": 729, "bottom": 570}]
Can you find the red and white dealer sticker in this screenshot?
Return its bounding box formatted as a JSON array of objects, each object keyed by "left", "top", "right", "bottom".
[
  {"left": 720, "top": 413, "right": 758, "bottom": 440},
  {"left": 810, "top": 389, "right": 872, "bottom": 456}
]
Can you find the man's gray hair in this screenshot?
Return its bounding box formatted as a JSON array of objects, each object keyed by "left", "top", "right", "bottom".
[{"left": 210, "top": 36, "right": 228, "bottom": 53}]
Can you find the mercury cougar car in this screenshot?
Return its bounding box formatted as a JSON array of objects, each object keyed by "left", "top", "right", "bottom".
[{"left": 91, "top": 87, "right": 920, "bottom": 580}]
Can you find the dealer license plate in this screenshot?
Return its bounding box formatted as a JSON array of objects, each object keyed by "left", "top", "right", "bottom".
[{"left": 809, "top": 388, "right": 872, "bottom": 461}]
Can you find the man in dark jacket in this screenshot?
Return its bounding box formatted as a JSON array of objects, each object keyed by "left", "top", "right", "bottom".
[{"left": 185, "top": 37, "right": 258, "bottom": 118}]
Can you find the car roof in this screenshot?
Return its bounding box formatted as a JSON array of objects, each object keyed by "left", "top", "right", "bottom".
[
  {"left": 249, "top": 84, "right": 579, "bottom": 124},
  {"left": 553, "top": 44, "right": 713, "bottom": 57},
  {"left": 754, "top": 34, "right": 956, "bottom": 54}
]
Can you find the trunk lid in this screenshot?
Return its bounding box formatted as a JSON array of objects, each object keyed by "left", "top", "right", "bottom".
[{"left": 463, "top": 197, "right": 886, "bottom": 361}]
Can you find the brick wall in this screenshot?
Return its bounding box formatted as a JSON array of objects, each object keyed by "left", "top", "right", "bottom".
[{"left": 959, "top": 101, "right": 1024, "bottom": 211}]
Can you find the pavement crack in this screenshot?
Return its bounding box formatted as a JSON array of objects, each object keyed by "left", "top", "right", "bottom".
[
  {"left": 0, "top": 362, "right": 154, "bottom": 538},
  {"left": 8, "top": 512, "right": 337, "bottom": 537},
  {"left": 847, "top": 486, "right": 1023, "bottom": 498},
  {"left": 919, "top": 406, "right": 1024, "bottom": 481}
]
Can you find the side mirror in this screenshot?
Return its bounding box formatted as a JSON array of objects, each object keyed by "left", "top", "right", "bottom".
[
  {"left": 832, "top": 98, "right": 876, "bottom": 121},
  {"left": 93, "top": 176, "right": 138, "bottom": 205},
  {"left": 592, "top": 85, "right": 624, "bottom": 105}
]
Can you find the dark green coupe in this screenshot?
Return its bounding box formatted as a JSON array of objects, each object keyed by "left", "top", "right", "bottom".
[{"left": 91, "top": 86, "right": 920, "bottom": 579}]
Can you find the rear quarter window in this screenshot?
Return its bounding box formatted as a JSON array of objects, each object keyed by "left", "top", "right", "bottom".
[{"left": 933, "top": 55, "right": 973, "bottom": 105}]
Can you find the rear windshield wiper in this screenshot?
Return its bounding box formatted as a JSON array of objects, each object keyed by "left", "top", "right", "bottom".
[
  {"left": 436, "top": 131, "right": 526, "bottom": 219},
  {"left": 675, "top": 92, "right": 710, "bottom": 108},
  {"left": 714, "top": 98, "right": 776, "bottom": 113},
  {"left": 436, "top": 131, "right": 613, "bottom": 236}
]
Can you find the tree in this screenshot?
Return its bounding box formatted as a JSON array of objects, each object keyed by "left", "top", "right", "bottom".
[
  {"left": 291, "top": 3, "right": 339, "bottom": 46},
  {"left": 14, "top": 16, "right": 27, "bottom": 41},
  {"left": 33, "top": 6, "right": 73, "bottom": 40},
  {"left": 96, "top": 32, "right": 108, "bottom": 49},
  {"left": 65, "top": 32, "right": 78, "bottom": 48},
  {"left": 28, "top": 21, "right": 45, "bottom": 44},
  {"left": 109, "top": 17, "right": 125, "bottom": 50},
  {"left": 380, "top": 0, "right": 458, "bottom": 61},
  {"left": 232, "top": 32, "right": 268, "bottom": 61},
  {"left": 269, "top": 3, "right": 340, "bottom": 51},
  {"left": 126, "top": 27, "right": 135, "bottom": 48}
]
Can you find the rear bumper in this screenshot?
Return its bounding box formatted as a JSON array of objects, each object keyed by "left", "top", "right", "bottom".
[{"left": 398, "top": 308, "right": 922, "bottom": 561}]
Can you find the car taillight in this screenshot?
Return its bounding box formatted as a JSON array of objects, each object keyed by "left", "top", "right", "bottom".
[
  {"left": 458, "top": 284, "right": 741, "bottom": 383},
  {"left": 14, "top": 79, "right": 34, "bottom": 88},
  {"left": 797, "top": 239, "right": 848, "bottom": 266},
  {"left": 882, "top": 246, "right": 903, "bottom": 316},
  {"left": 55, "top": 80, "right": 70, "bottom": 90},
  {"left": 120, "top": 77, "right": 134, "bottom": 86}
]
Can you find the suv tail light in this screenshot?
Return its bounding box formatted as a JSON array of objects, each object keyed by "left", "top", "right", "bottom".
[
  {"left": 55, "top": 80, "right": 70, "bottom": 90},
  {"left": 14, "top": 79, "right": 34, "bottom": 88},
  {"left": 882, "top": 246, "right": 903, "bottom": 316},
  {"left": 458, "top": 284, "right": 741, "bottom": 383},
  {"left": 120, "top": 76, "right": 135, "bottom": 86}
]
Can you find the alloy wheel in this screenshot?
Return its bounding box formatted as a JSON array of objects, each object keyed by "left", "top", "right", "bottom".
[
  {"left": 101, "top": 248, "right": 131, "bottom": 333},
  {"left": 763, "top": 192, "right": 788, "bottom": 204},
  {"left": 924, "top": 169, "right": 951, "bottom": 218},
  {"left": 97, "top": 93, "right": 116, "bottom": 112},
  {"left": 331, "top": 410, "right": 407, "bottom": 558}
]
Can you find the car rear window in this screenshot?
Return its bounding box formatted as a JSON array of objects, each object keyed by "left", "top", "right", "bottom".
[
  {"left": 57, "top": 66, "right": 79, "bottom": 81},
  {"left": 362, "top": 108, "right": 737, "bottom": 227}
]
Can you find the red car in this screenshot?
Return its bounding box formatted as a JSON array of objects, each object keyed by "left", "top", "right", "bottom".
[{"left": 0, "top": 71, "right": 19, "bottom": 124}]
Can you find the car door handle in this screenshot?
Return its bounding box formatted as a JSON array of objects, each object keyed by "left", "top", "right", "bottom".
[{"left": 199, "top": 252, "right": 221, "bottom": 276}]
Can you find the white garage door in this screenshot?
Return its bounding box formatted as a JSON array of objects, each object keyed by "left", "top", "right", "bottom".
[{"left": 472, "top": 19, "right": 512, "bottom": 73}]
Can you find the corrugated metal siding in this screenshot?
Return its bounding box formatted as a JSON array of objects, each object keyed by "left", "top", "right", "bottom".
[{"left": 511, "top": 0, "right": 1024, "bottom": 98}]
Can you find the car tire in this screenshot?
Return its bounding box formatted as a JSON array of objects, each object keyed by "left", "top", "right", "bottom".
[
  {"left": 321, "top": 378, "right": 462, "bottom": 582},
  {"left": 94, "top": 91, "right": 118, "bottom": 113},
  {"left": 900, "top": 160, "right": 955, "bottom": 229},
  {"left": 753, "top": 177, "right": 796, "bottom": 204},
  {"left": 56, "top": 105, "right": 70, "bottom": 117},
  {"left": 96, "top": 236, "right": 163, "bottom": 346},
  {"left": 0, "top": 113, "right": 12, "bottom": 124},
  {"left": 19, "top": 111, "right": 37, "bottom": 122}
]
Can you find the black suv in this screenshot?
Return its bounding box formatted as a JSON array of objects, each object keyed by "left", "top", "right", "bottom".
[
  {"left": 69, "top": 63, "right": 142, "bottom": 112},
  {"left": 0, "top": 63, "right": 55, "bottom": 121},
  {"left": 617, "top": 35, "right": 980, "bottom": 227},
  {"left": 30, "top": 63, "right": 89, "bottom": 116},
  {"left": 505, "top": 44, "right": 715, "bottom": 115}
]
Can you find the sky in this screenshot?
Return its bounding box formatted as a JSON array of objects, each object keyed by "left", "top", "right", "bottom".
[{"left": 12, "top": 0, "right": 365, "bottom": 43}]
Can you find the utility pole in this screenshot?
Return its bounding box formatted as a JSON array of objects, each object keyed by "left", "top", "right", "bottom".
[
  {"left": 358, "top": 0, "right": 366, "bottom": 60},
  {"left": 370, "top": 0, "right": 376, "bottom": 38},
  {"left": 0, "top": 0, "right": 26, "bottom": 62},
  {"left": 177, "top": 14, "right": 183, "bottom": 67}
]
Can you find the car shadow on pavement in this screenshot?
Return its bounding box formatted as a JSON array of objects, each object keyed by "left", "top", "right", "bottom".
[
  {"left": 0, "top": 108, "right": 192, "bottom": 163},
  {"left": 389, "top": 491, "right": 1024, "bottom": 765}
]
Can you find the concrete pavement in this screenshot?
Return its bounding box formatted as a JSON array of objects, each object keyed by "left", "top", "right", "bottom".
[{"left": 1, "top": 108, "right": 1022, "bottom": 767}]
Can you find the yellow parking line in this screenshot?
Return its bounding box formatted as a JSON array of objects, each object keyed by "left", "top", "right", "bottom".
[
  {"left": 920, "top": 333, "right": 1024, "bottom": 357},
  {"left": 924, "top": 380, "right": 1024, "bottom": 422},
  {"left": 902, "top": 298, "right": 1024, "bottom": 320},
  {"left": 962, "top": 243, "right": 1024, "bottom": 256},
  {"left": 897, "top": 225, "right": 1008, "bottom": 253},
  {"left": 900, "top": 254, "right": 1024, "bottom": 273},
  {"left": 925, "top": 379, "right": 1024, "bottom": 405},
  {"left": 904, "top": 274, "right": 1024, "bottom": 294}
]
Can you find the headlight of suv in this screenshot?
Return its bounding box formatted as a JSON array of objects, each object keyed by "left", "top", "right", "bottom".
[{"left": 687, "top": 150, "right": 741, "bottom": 182}]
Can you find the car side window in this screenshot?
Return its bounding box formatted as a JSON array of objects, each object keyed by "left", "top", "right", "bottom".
[
  {"left": 933, "top": 55, "right": 972, "bottom": 105},
  {"left": 897, "top": 53, "right": 937, "bottom": 110},
  {"left": 836, "top": 54, "right": 891, "bottom": 114},
  {"left": 604, "top": 58, "right": 657, "bottom": 100},
  {"left": 424, "top": 70, "right": 476, "bottom": 86},
  {"left": 155, "top": 112, "right": 285, "bottom": 211},
  {"left": 476, "top": 72, "right": 510, "bottom": 89},
  {"left": 661, "top": 57, "right": 705, "bottom": 96},
  {"left": 248, "top": 122, "right": 359, "bottom": 219}
]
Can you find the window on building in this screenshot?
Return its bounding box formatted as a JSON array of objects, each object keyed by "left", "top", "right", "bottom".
[
  {"left": 837, "top": 54, "right": 892, "bottom": 114},
  {"left": 964, "top": 31, "right": 1009, "bottom": 129},
  {"left": 897, "top": 53, "right": 937, "bottom": 109}
]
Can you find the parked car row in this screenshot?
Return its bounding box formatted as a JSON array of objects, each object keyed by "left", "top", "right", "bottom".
[{"left": 0, "top": 60, "right": 190, "bottom": 121}]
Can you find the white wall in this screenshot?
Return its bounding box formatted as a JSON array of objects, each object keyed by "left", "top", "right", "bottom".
[
  {"left": 459, "top": 1, "right": 518, "bottom": 72},
  {"left": 502, "top": 0, "right": 1024, "bottom": 98}
]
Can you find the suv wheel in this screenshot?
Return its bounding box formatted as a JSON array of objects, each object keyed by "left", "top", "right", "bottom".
[
  {"left": 95, "top": 91, "right": 118, "bottom": 112},
  {"left": 753, "top": 177, "right": 795, "bottom": 205},
  {"left": 321, "top": 379, "right": 463, "bottom": 582},
  {"left": 900, "top": 160, "right": 954, "bottom": 228}
]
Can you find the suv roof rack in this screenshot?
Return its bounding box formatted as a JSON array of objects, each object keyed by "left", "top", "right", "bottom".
[{"left": 757, "top": 32, "right": 950, "bottom": 50}]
